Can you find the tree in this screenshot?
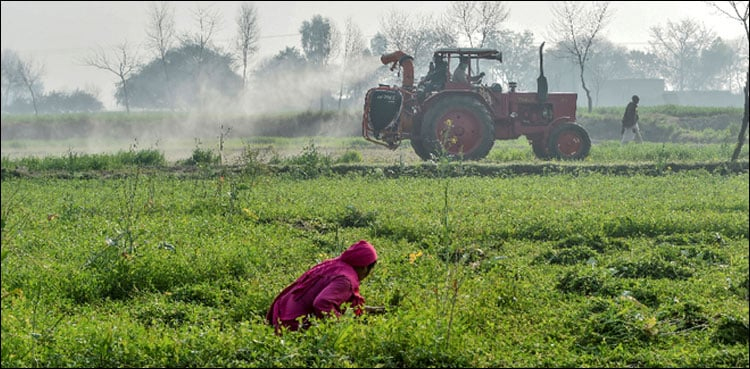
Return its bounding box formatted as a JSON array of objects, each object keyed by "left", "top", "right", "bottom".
[
  {"left": 723, "top": 37, "right": 750, "bottom": 93},
  {"left": 378, "top": 9, "right": 456, "bottom": 75},
  {"left": 446, "top": 1, "right": 509, "bottom": 72},
  {"left": 40, "top": 89, "right": 103, "bottom": 114},
  {"left": 300, "top": 15, "right": 337, "bottom": 66},
  {"left": 182, "top": 3, "right": 220, "bottom": 58},
  {"left": 706, "top": 0, "right": 749, "bottom": 161},
  {"left": 370, "top": 33, "right": 388, "bottom": 56},
  {"left": 254, "top": 46, "right": 308, "bottom": 78},
  {"left": 584, "top": 40, "right": 631, "bottom": 105},
  {"left": 446, "top": 1, "right": 509, "bottom": 47},
  {"left": 695, "top": 38, "right": 736, "bottom": 89},
  {"left": 648, "top": 18, "right": 718, "bottom": 91},
  {"left": 299, "top": 15, "right": 341, "bottom": 110},
  {"left": 707, "top": 1, "right": 749, "bottom": 41},
  {"left": 15, "top": 53, "right": 45, "bottom": 116},
  {"left": 247, "top": 47, "right": 318, "bottom": 113},
  {"left": 1, "top": 49, "right": 24, "bottom": 111},
  {"left": 338, "top": 17, "right": 367, "bottom": 109},
  {"left": 626, "top": 50, "right": 662, "bottom": 79},
  {"left": 378, "top": 10, "right": 410, "bottom": 53},
  {"left": 547, "top": 1, "right": 612, "bottom": 113},
  {"left": 183, "top": 2, "right": 222, "bottom": 111},
  {"left": 121, "top": 43, "right": 242, "bottom": 110},
  {"left": 83, "top": 42, "right": 140, "bottom": 113},
  {"left": 235, "top": 2, "right": 260, "bottom": 88},
  {"left": 146, "top": 1, "right": 176, "bottom": 109},
  {"left": 735, "top": 73, "right": 750, "bottom": 162},
  {"left": 484, "top": 29, "right": 537, "bottom": 89}
]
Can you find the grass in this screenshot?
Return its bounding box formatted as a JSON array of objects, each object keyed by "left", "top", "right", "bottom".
[
  {"left": 1, "top": 107, "right": 747, "bottom": 367},
  {"left": 2, "top": 138, "right": 748, "bottom": 172},
  {"left": 1, "top": 168, "right": 747, "bottom": 367}
]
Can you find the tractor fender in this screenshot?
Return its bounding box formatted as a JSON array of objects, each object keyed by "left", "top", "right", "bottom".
[
  {"left": 530, "top": 116, "right": 577, "bottom": 151},
  {"left": 422, "top": 90, "right": 491, "bottom": 113},
  {"left": 550, "top": 116, "right": 576, "bottom": 126},
  {"left": 547, "top": 116, "right": 578, "bottom": 133}
]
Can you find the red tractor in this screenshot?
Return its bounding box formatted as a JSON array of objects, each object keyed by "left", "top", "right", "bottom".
[{"left": 361, "top": 43, "right": 591, "bottom": 161}]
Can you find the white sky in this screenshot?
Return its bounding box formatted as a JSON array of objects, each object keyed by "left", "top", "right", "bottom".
[{"left": 1, "top": 1, "right": 745, "bottom": 110}]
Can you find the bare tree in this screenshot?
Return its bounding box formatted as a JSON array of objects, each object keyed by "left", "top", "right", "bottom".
[
  {"left": 447, "top": 1, "right": 482, "bottom": 47},
  {"left": 15, "top": 54, "right": 45, "bottom": 116},
  {"left": 585, "top": 40, "right": 631, "bottom": 106},
  {"left": 706, "top": 1, "right": 749, "bottom": 161},
  {"left": 446, "top": 1, "right": 509, "bottom": 72},
  {"left": 342, "top": 18, "right": 365, "bottom": 60},
  {"left": 184, "top": 3, "right": 221, "bottom": 64},
  {"left": 338, "top": 17, "right": 367, "bottom": 109},
  {"left": 724, "top": 38, "right": 750, "bottom": 93},
  {"left": 1, "top": 49, "right": 24, "bottom": 111},
  {"left": 379, "top": 9, "right": 455, "bottom": 73},
  {"left": 648, "top": 19, "right": 716, "bottom": 91},
  {"left": 83, "top": 42, "right": 140, "bottom": 113},
  {"left": 737, "top": 74, "right": 750, "bottom": 162},
  {"left": 379, "top": 10, "right": 411, "bottom": 52},
  {"left": 235, "top": 2, "right": 260, "bottom": 88},
  {"left": 446, "top": 1, "right": 509, "bottom": 47},
  {"left": 548, "top": 1, "right": 611, "bottom": 113},
  {"left": 707, "top": 1, "right": 749, "bottom": 40},
  {"left": 183, "top": 3, "right": 221, "bottom": 111},
  {"left": 329, "top": 22, "right": 343, "bottom": 66},
  {"left": 146, "top": 1, "right": 176, "bottom": 109}
]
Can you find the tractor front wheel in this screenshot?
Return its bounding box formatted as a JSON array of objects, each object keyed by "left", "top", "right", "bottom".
[
  {"left": 420, "top": 96, "right": 494, "bottom": 160},
  {"left": 547, "top": 123, "right": 591, "bottom": 160}
]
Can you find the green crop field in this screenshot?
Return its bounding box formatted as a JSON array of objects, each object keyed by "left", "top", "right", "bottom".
[
  {"left": 1, "top": 149, "right": 748, "bottom": 367},
  {"left": 2, "top": 107, "right": 748, "bottom": 367}
]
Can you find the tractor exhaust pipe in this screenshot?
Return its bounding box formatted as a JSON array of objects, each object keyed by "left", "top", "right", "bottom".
[
  {"left": 537, "top": 42, "right": 548, "bottom": 103},
  {"left": 380, "top": 51, "right": 415, "bottom": 89}
]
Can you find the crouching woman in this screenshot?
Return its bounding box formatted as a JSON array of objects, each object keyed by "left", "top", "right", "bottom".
[{"left": 266, "top": 240, "right": 379, "bottom": 334}]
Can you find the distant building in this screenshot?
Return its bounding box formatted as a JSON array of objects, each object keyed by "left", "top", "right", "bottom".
[
  {"left": 587, "top": 78, "right": 743, "bottom": 108},
  {"left": 661, "top": 90, "right": 744, "bottom": 107},
  {"left": 597, "top": 79, "right": 664, "bottom": 107}
]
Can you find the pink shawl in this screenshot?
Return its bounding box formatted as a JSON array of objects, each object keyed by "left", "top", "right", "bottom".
[{"left": 266, "top": 240, "right": 377, "bottom": 330}]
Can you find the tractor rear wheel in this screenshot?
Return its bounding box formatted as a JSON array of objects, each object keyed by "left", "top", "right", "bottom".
[
  {"left": 420, "top": 96, "right": 494, "bottom": 160},
  {"left": 547, "top": 123, "right": 591, "bottom": 160}
]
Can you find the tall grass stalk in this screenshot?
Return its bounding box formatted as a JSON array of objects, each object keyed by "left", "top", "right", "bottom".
[{"left": 433, "top": 123, "right": 470, "bottom": 352}]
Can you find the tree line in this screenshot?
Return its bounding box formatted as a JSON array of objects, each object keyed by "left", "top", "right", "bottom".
[{"left": 1, "top": 1, "right": 747, "bottom": 116}]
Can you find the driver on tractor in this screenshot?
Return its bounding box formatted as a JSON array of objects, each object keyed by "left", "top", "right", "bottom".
[{"left": 452, "top": 56, "right": 485, "bottom": 84}]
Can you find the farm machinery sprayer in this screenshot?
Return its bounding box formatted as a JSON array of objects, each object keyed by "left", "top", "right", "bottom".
[{"left": 361, "top": 43, "right": 591, "bottom": 161}]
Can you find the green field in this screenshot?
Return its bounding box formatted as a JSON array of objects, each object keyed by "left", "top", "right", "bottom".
[
  {"left": 1, "top": 153, "right": 748, "bottom": 367},
  {"left": 1, "top": 105, "right": 747, "bottom": 164},
  {"left": 2, "top": 106, "right": 749, "bottom": 367}
]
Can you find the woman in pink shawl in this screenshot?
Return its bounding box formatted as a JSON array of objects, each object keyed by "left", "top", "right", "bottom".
[{"left": 266, "top": 240, "right": 379, "bottom": 333}]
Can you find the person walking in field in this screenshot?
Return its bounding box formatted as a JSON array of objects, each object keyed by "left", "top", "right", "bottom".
[
  {"left": 266, "top": 240, "right": 382, "bottom": 334},
  {"left": 621, "top": 95, "right": 644, "bottom": 144}
]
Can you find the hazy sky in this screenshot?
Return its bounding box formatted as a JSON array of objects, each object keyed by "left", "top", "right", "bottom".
[{"left": 1, "top": 1, "right": 745, "bottom": 110}]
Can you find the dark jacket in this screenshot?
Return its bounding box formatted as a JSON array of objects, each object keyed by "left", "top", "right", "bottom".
[{"left": 622, "top": 102, "right": 638, "bottom": 128}]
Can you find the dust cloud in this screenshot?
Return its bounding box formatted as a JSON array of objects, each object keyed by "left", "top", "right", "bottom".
[{"left": 1, "top": 54, "right": 397, "bottom": 163}]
